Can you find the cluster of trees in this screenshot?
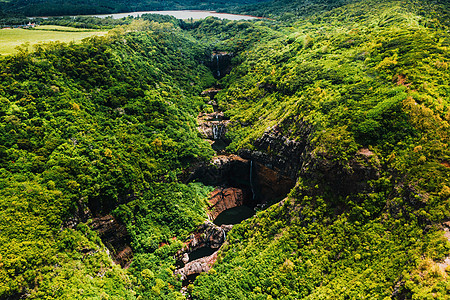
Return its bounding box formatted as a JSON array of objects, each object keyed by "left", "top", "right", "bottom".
[
  {"left": 0, "top": 0, "right": 449, "bottom": 298},
  {"left": 0, "top": 19, "right": 218, "bottom": 298},
  {"left": 35, "top": 14, "right": 182, "bottom": 30},
  {"left": 190, "top": 0, "right": 450, "bottom": 298},
  {"left": 228, "top": 0, "right": 353, "bottom": 19}
]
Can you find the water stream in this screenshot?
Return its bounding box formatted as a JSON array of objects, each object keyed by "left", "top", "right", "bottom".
[{"left": 176, "top": 84, "right": 259, "bottom": 289}]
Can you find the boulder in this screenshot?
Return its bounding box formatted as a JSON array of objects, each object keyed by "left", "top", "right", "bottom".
[{"left": 174, "top": 251, "right": 219, "bottom": 281}]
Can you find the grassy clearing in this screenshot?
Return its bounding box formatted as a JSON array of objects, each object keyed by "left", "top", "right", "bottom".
[
  {"left": 0, "top": 27, "right": 107, "bottom": 55},
  {"left": 32, "top": 25, "right": 101, "bottom": 32}
]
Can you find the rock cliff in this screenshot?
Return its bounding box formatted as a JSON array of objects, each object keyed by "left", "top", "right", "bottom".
[
  {"left": 301, "top": 147, "right": 381, "bottom": 196},
  {"left": 90, "top": 215, "right": 133, "bottom": 268},
  {"left": 175, "top": 251, "right": 219, "bottom": 281},
  {"left": 174, "top": 221, "right": 232, "bottom": 281},
  {"left": 239, "top": 121, "right": 313, "bottom": 180},
  {"left": 207, "top": 187, "right": 249, "bottom": 220}
]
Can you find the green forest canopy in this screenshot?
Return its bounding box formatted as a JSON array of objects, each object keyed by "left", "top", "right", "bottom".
[{"left": 0, "top": 0, "right": 449, "bottom": 299}]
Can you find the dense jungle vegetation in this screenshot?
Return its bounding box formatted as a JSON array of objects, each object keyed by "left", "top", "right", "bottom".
[{"left": 1, "top": 0, "right": 449, "bottom": 299}]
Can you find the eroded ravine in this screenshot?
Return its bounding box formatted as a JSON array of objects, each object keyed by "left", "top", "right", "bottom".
[{"left": 174, "top": 81, "right": 295, "bottom": 292}]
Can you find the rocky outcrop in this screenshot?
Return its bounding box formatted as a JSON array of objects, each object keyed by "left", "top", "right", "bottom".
[
  {"left": 252, "top": 162, "right": 295, "bottom": 204},
  {"left": 90, "top": 215, "right": 133, "bottom": 268},
  {"left": 188, "top": 154, "right": 296, "bottom": 206},
  {"left": 239, "top": 122, "right": 312, "bottom": 180},
  {"left": 188, "top": 154, "right": 251, "bottom": 188},
  {"left": 205, "top": 52, "right": 233, "bottom": 79},
  {"left": 198, "top": 88, "right": 231, "bottom": 152},
  {"left": 175, "top": 221, "right": 232, "bottom": 281},
  {"left": 237, "top": 119, "right": 381, "bottom": 199},
  {"left": 437, "top": 221, "right": 450, "bottom": 273},
  {"left": 201, "top": 88, "right": 221, "bottom": 100},
  {"left": 62, "top": 197, "right": 92, "bottom": 229},
  {"left": 301, "top": 148, "right": 381, "bottom": 196},
  {"left": 197, "top": 111, "right": 230, "bottom": 141},
  {"left": 175, "top": 251, "right": 219, "bottom": 281},
  {"left": 62, "top": 197, "right": 134, "bottom": 269},
  {"left": 208, "top": 187, "right": 250, "bottom": 220},
  {"left": 178, "top": 221, "right": 232, "bottom": 253}
]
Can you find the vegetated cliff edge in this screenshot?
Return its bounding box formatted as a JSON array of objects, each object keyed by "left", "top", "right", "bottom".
[
  {"left": 0, "top": 0, "right": 449, "bottom": 299},
  {"left": 190, "top": 0, "right": 450, "bottom": 298}
]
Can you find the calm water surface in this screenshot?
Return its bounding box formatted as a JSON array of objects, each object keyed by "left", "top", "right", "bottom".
[
  {"left": 213, "top": 205, "right": 255, "bottom": 226},
  {"left": 83, "top": 10, "right": 260, "bottom": 20}
]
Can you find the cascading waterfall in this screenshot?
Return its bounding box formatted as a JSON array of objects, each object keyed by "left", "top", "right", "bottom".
[
  {"left": 221, "top": 227, "right": 226, "bottom": 242},
  {"left": 216, "top": 55, "right": 220, "bottom": 77},
  {"left": 212, "top": 123, "right": 225, "bottom": 140}
]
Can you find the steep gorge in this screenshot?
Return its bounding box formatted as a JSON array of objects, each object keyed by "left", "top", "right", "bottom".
[
  {"left": 174, "top": 76, "right": 300, "bottom": 287},
  {"left": 1, "top": 1, "right": 450, "bottom": 298}
]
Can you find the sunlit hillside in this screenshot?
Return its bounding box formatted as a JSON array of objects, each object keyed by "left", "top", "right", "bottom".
[{"left": 0, "top": 0, "right": 449, "bottom": 299}]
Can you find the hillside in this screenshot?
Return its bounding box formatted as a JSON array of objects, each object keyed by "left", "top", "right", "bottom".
[
  {"left": 191, "top": 0, "right": 450, "bottom": 297},
  {"left": 0, "top": 0, "right": 449, "bottom": 299}
]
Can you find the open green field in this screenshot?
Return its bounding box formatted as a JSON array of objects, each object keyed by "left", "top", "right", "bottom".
[
  {"left": 32, "top": 25, "right": 104, "bottom": 32},
  {"left": 0, "top": 26, "right": 107, "bottom": 55}
]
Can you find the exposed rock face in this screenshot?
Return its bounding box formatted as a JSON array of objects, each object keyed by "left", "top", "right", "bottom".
[
  {"left": 178, "top": 221, "right": 232, "bottom": 253},
  {"left": 198, "top": 88, "right": 231, "bottom": 152},
  {"left": 438, "top": 221, "right": 450, "bottom": 272},
  {"left": 175, "top": 221, "right": 232, "bottom": 281},
  {"left": 205, "top": 52, "right": 233, "bottom": 79},
  {"left": 62, "top": 199, "right": 133, "bottom": 268},
  {"left": 201, "top": 88, "right": 221, "bottom": 100},
  {"left": 62, "top": 197, "right": 92, "bottom": 229},
  {"left": 208, "top": 187, "right": 250, "bottom": 220},
  {"left": 90, "top": 215, "right": 133, "bottom": 268},
  {"left": 197, "top": 111, "right": 230, "bottom": 141},
  {"left": 188, "top": 154, "right": 296, "bottom": 206},
  {"left": 252, "top": 162, "right": 295, "bottom": 204},
  {"left": 237, "top": 122, "right": 381, "bottom": 200},
  {"left": 301, "top": 148, "right": 381, "bottom": 196},
  {"left": 175, "top": 251, "right": 219, "bottom": 281},
  {"left": 239, "top": 123, "right": 312, "bottom": 180},
  {"left": 188, "top": 154, "right": 251, "bottom": 188}
]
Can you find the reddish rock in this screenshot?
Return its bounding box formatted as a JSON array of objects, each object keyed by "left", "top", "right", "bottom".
[
  {"left": 90, "top": 215, "right": 133, "bottom": 268},
  {"left": 208, "top": 187, "right": 248, "bottom": 220},
  {"left": 253, "top": 162, "right": 295, "bottom": 204}
]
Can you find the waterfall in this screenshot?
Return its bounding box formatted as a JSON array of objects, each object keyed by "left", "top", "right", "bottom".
[
  {"left": 216, "top": 54, "right": 220, "bottom": 77},
  {"left": 212, "top": 123, "right": 225, "bottom": 140},
  {"left": 212, "top": 124, "right": 219, "bottom": 139},
  {"left": 250, "top": 161, "right": 255, "bottom": 200},
  {"left": 221, "top": 227, "right": 226, "bottom": 242}
]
